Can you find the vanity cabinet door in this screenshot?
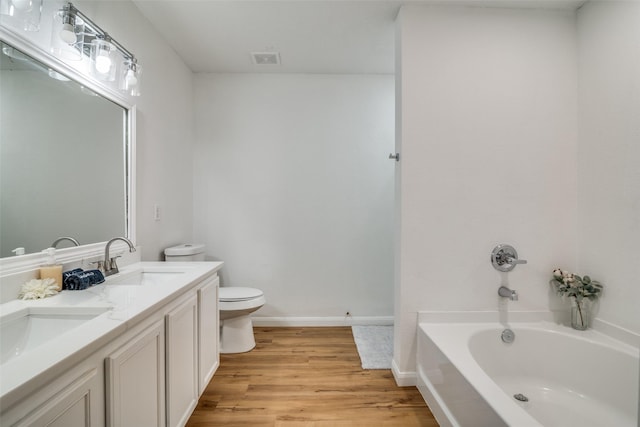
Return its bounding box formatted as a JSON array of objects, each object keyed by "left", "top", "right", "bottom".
[
  {"left": 198, "top": 275, "right": 219, "bottom": 394},
  {"left": 166, "top": 294, "right": 198, "bottom": 427},
  {"left": 12, "top": 369, "right": 100, "bottom": 427},
  {"left": 105, "top": 321, "right": 165, "bottom": 427}
]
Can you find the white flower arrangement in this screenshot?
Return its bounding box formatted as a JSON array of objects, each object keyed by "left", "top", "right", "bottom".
[
  {"left": 18, "top": 278, "right": 59, "bottom": 300},
  {"left": 550, "top": 268, "right": 603, "bottom": 329},
  {"left": 550, "top": 268, "right": 603, "bottom": 301}
]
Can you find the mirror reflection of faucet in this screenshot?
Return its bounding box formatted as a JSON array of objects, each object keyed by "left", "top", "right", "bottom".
[{"left": 51, "top": 236, "right": 80, "bottom": 248}]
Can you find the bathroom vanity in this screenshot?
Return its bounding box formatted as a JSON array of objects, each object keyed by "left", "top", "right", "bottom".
[{"left": 0, "top": 261, "right": 222, "bottom": 427}]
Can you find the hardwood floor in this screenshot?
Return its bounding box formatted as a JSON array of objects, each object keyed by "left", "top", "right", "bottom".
[{"left": 186, "top": 327, "right": 438, "bottom": 427}]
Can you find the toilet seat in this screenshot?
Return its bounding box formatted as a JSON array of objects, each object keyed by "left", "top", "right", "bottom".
[
  {"left": 219, "top": 287, "right": 263, "bottom": 302},
  {"left": 219, "top": 287, "right": 266, "bottom": 313}
]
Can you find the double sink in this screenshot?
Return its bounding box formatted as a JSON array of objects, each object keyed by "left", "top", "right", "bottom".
[{"left": 0, "top": 266, "right": 187, "bottom": 366}]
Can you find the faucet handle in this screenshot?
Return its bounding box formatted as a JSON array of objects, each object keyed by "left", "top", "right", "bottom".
[
  {"left": 491, "top": 244, "right": 527, "bottom": 272},
  {"left": 508, "top": 257, "right": 527, "bottom": 265},
  {"left": 109, "top": 256, "right": 121, "bottom": 273},
  {"left": 90, "top": 260, "right": 105, "bottom": 273}
]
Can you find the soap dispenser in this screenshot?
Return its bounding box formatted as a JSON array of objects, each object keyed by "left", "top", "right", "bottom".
[{"left": 40, "top": 247, "right": 63, "bottom": 291}]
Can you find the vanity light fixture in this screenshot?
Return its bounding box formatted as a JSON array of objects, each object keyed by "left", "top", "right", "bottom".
[
  {"left": 90, "top": 35, "right": 117, "bottom": 81},
  {"left": 50, "top": 3, "right": 84, "bottom": 61},
  {"left": 50, "top": 2, "right": 142, "bottom": 95},
  {"left": 120, "top": 57, "right": 141, "bottom": 96},
  {"left": 58, "top": 4, "right": 77, "bottom": 43}
]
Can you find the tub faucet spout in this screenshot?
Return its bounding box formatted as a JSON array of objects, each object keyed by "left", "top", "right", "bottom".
[{"left": 498, "top": 285, "right": 518, "bottom": 301}]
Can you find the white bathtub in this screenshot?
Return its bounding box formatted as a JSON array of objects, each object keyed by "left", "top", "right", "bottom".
[{"left": 416, "top": 313, "right": 639, "bottom": 427}]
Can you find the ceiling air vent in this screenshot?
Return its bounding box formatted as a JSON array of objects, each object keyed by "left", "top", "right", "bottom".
[{"left": 251, "top": 52, "right": 280, "bottom": 65}]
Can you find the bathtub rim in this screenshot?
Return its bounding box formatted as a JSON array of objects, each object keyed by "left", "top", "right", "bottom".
[
  {"left": 416, "top": 310, "right": 639, "bottom": 427},
  {"left": 417, "top": 310, "right": 639, "bottom": 349}
]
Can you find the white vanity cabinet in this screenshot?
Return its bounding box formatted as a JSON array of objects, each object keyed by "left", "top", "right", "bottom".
[
  {"left": 105, "top": 320, "right": 165, "bottom": 427},
  {"left": 0, "top": 265, "right": 221, "bottom": 427},
  {"left": 165, "top": 275, "right": 220, "bottom": 427},
  {"left": 197, "top": 276, "right": 219, "bottom": 394},
  {"left": 165, "top": 294, "right": 199, "bottom": 427},
  {"left": 106, "top": 275, "right": 220, "bottom": 427},
  {"left": 10, "top": 369, "right": 101, "bottom": 427}
]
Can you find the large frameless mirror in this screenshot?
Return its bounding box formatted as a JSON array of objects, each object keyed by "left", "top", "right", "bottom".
[{"left": 0, "top": 39, "right": 131, "bottom": 257}]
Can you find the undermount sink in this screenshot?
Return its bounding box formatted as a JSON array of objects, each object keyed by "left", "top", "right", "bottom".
[
  {"left": 0, "top": 307, "right": 110, "bottom": 365},
  {"left": 105, "top": 268, "right": 186, "bottom": 286}
]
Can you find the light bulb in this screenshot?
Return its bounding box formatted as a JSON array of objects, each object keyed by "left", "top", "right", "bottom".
[
  {"left": 124, "top": 68, "right": 138, "bottom": 88},
  {"left": 95, "top": 54, "right": 112, "bottom": 74},
  {"left": 59, "top": 23, "right": 76, "bottom": 44}
]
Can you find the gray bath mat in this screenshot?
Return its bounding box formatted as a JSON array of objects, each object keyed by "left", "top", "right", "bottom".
[{"left": 351, "top": 325, "right": 393, "bottom": 369}]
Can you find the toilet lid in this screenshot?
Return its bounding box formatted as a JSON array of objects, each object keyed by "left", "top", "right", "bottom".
[{"left": 219, "top": 287, "right": 263, "bottom": 302}]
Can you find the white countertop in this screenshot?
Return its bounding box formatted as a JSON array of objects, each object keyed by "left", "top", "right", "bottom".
[{"left": 0, "top": 261, "right": 223, "bottom": 409}]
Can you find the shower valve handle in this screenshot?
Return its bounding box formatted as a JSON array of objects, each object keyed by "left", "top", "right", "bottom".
[{"left": 491, "top": 244, "right": 527, "bottom": 272}]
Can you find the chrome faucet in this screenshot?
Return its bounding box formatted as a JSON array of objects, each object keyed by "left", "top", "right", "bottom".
[
  {"left": 491, "top": 244, "right": 527, "bottom": 272},
  {"left": 51, "top": 236, "right": 80, "bottom": 248},
  {"left": 491, "top": 244, "right": 524, "bottom": 301},
  {"left": 101, "top": 237, "right": 136, "bottom": 277},
  {"left": 498, "top": 285, "right": 518, "bottom": 301}
]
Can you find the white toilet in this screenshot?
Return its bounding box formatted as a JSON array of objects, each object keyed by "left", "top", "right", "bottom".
[
  {"left": 218, "top": 287, "right": 265, "bottom": 353},
  {"left": 164, "top": 244, "right": 266, "bottom": 353}
]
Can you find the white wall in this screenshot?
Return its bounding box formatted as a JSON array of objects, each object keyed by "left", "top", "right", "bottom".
[
  {"left": 394, "top": 5, "right": 578, "bottom": 377},
  {"left": 1, "top": 0, "right": 195, "bottom": 260},
  {"left": 193, "top": 73, "right": 395, "bottom": 321},
  {"left": 576, "top": 1, "right": 640, "bottom": 334}
]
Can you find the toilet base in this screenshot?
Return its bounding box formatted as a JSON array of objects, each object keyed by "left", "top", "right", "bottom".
[{"left": 220, "top": 315, "right": 256, "bottom": 353}]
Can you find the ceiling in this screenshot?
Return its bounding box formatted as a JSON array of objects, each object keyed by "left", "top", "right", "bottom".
[{"left": 132, "top": 0, "right": 585, "bottom": 75}]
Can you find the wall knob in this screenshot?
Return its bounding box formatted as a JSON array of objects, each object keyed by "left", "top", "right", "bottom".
[{"left": 491, "top": 244, "right": 527, "bottom": 272}]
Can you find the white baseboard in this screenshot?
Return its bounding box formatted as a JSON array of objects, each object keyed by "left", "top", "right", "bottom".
[
  {"left": 252, "top": 316, "right": 394, "bottom": 327},
  {"left": 391, "top": 358, "right": 416, "bottom": 387}
]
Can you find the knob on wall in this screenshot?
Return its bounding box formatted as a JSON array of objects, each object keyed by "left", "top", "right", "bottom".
[{"left": 491, "top": 244, "right": 527, "bottom": 272}]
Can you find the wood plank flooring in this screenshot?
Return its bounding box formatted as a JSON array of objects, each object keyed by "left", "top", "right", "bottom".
[{"left": 186, "top": 327, "right": 438, "bottom": 427}]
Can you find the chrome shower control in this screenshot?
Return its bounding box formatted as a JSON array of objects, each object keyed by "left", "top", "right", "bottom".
[{"left": 491, "top": 244, "right": 527, "bottom": 272}]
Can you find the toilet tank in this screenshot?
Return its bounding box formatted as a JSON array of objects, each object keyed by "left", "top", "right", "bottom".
[{"left": 164, "top": 244, "right": 206, "bottom": 262}]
